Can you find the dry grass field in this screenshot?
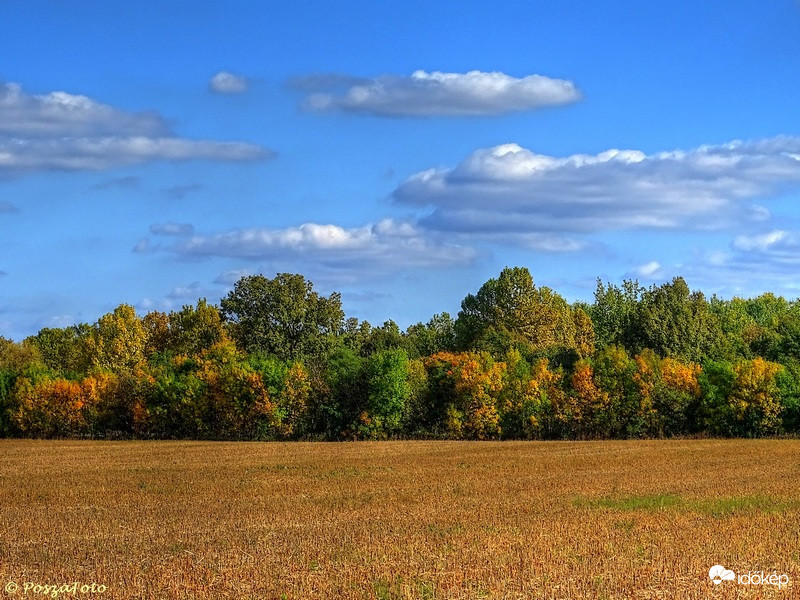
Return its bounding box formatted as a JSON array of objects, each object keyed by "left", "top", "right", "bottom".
[{"left": 1, "top": 439, "right": 799, "bottom": 599}]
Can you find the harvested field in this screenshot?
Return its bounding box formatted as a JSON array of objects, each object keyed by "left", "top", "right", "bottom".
[{"left": 0, "top": 439, "right": 799, "bottom": 599}]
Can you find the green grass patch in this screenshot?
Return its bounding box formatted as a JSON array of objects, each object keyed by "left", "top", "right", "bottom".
[
  {"left": 574, "top": 494, "right": 799, "bottom": 515},
  {"left": 574, "top": 493, "right": 682, "bottom": 511},
  {"left": 692, "top": 495, "right": 795, "bottom": 516}
]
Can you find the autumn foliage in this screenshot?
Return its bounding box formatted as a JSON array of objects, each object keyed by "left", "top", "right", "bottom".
[{"left": 1, "top": 268, "right": 799, "bottom": 439}]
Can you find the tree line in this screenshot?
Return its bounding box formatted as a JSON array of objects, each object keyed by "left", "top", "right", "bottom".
[{"left": 1, "top": 267, "right": 799, "bottom": 440}]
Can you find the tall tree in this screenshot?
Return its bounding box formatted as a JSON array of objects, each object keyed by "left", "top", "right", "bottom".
[
  {"left": 405, "top": 312, "right": 457, "bottom": 358},
  {"left": 589, "top": 279, "right": 644, "bottom": 351},
  {"left": 27, "top": 324, "right": 92, "bottom": 377},
  {"left": 633, "top": 277, "right": 725, "bottom": 363},
  {"left": 168, "top": 299, "right": 230, "bottom": 357},
  {"left": 455, "top": 266, "right": 590, "bottom": 358},
  {"left": 87, "top": 305, "right": 147, "bottom": 373},
  {"left": 220, "top": 274, "right": 344, "bottom": 360}
]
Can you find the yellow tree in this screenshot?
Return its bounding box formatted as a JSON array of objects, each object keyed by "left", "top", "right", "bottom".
[
  {"left": 276, "top": 361, "right": 311, "bottom": 438},
  {"left": 730, "top": 357, "right": 783, "bottom": 435},
  {"left": 88, "top": 305, "right": 147, "bottom": 373},
  {"left": 573, "top": 307, "right": 596, "bottom": 358}
]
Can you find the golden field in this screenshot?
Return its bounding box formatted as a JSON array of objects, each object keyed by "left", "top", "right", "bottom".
[{"left": 0, "top": 439, "right": 799, "bottom": 599}]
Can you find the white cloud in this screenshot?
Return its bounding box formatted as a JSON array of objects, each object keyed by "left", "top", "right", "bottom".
[
  {"left": 163, "top": 219, "right": 476, "bottom": 279},
  {"left": 749, "top": 204, "right": 771, "bottom": 222},
  {"left": 682, "top": 231, "right": 800, "bottom": 298},
  {"left": 209, "top": 71, "right": 249, "bottom": 94},
  {"left": 0, "top": 136, "right": 269, "bottom": 173},
  {"left": 137, "top": 282, "right": 214, "bottom": 315},
  {"left": 732, "top": 230, "right": 786, "bottom": 251},
  {"left": 393, "top": 137, "right": 800, "bottom": 244},
  {"left": 727, "top": 230, "right": 800, "bottom": 268},
  {"left": 214, "top": 269, "right": 253, "bottom": 286},
  {"left": 149, "top": 222, "right": 195, "bottom": 236},
  {"left": 300, "top": 70, "right": 580, "bottom": 117},
  {"left": 167, "top": 282, "right": 203, "bottom": 300},
  {"left": 634, "top": 260, "right": 663, "bottom": 278},
  {"left": 43, "top": 314, "right": 77, "bottom": 329},
  {"left": 0, "top": 81, "right": 273, "bottom": 176},
  {"left": 0, "top": 82, "right": 168, "bottom": 137}
]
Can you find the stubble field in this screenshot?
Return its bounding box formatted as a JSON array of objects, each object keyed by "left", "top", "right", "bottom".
[{"left": 1, "top": 439, "right": 799, "bottom": 599}]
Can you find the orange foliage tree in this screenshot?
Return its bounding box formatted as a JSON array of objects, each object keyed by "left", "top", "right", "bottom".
[{"left": 424, "top": 351, "right": 506, "bottom": 439}]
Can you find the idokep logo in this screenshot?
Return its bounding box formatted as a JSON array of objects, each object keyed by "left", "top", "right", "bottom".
[
  {"left": 709, "top": 565, "right": 735, "bottom": 585},
  {"left": 709, "top": 564, "right": 790, "bottom": 589}
]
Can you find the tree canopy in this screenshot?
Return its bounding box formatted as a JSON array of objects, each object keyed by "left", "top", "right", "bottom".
[
  {"left": 220, "top": 273, "right": 344, "bottom": 360},
  {"left": 2, "top": 267, "right": 800, "bottom": 441}
]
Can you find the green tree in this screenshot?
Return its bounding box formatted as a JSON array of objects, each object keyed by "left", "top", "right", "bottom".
[
  {"left": 497, "top": 349, "right": 556, "bottom": 439},
  {"left": 360, "top": 320, "right": 407, "bottom": 356},
  {"left": 340, "top": 317, "right": 372, "bottom": 355},
  {"left": 776, "top": 360, "right": 800, "bottom": 433},
  {"left": 363, "top": 349, "right": 411, "bottom": 438},
  {"left": 405, "top": 312, "right": 456, "bottom": 358},
  {"left": 0, "top": 337, "right": 45, "bottom": 374},
  {"left": 633, "top": 278, "right": 725, "bottom": 363},
  {"left": 455, "top": 267, "right": 587, "bottom": 358},
  {"left": 167, "top": 299, "right": 230, "bottom": 357},
  {"left": 589, "top": 279, "right": 644, "bottom": 351},
  {"left": 322, "top": 346, "right": 368, "bottom": 438},
  {"left": 220, "top": 274, "right": 344, "bottom": 360},
  {"left": 698, "top": 360, "right": 737, "bottom": 435},
  {"left": 27, "top": 325, "right": 92, "bottom": 378}
]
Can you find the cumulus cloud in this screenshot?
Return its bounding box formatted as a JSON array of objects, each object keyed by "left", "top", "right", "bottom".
[
  {"left": 0, "top": 81, "right": 273, "bottom": 176},
  {"left": 393, "top": 137, "right": 800, "bottom": 245},
  {"left": 633, "top": 260, "right": 663, "bottom": 278},
  {"left": 0, "top": 82, "right": 169, "bottom": 137},
  {"left": 299, "top": 70, "right": 580, "bottom": 117},
  {"left": 725, "top": 230, "right": 800, "bottom": 273},
  {"left": 149, "top": 222, "right": 195, "bottom": 236},
  {"left": 164, "top": 219, "right": 476, "bottom": 278},
  {"left": 678, "top": 229, "right": 800, "bottom": 298},
  {"left": 209, "top": 71, "right": 249, "bottom": 94}
]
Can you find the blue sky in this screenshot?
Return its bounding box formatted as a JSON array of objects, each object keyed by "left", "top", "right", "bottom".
[{"left": 2, "top": 0, "right": 800, "bottom": 340}]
